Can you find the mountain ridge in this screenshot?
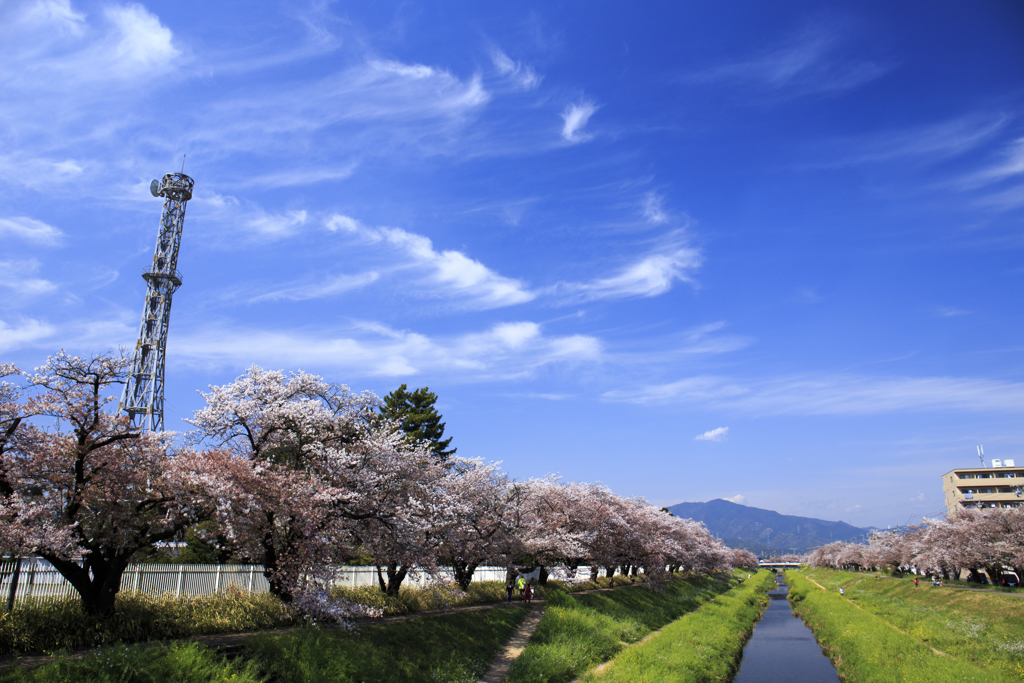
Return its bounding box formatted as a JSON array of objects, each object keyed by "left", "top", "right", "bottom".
[{"left": 666, "top": 498, "right": 872, "bottom": 555}]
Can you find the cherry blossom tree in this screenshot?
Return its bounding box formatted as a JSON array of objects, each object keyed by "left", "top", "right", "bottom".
[
  {"left": 186, "top": 366, "right": 385, "bottom": 601},
  {"left": 433, "top": 459, "right": 523, "bottom": 590},
  {"left": 0, "top": 352, "right": 234, "bottom": 616}
]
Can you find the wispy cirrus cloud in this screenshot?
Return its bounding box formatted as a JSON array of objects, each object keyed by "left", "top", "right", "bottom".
[
  {"left": 245, "top": 209, "right": 308, "bottom": 239},
  {"left": 641, "top": 193, "right": 669, "bottom": 224},
  {"left": 561, "top": 101, "right": 598, "bottom": 143},
  {"left": 172, "top": 319, "right": 601, "bottom": 378},
  {"left": 815, "top": 114, "right": 1008, "bottom": 169},
  {"left": 196, "top": 59, "right": 490, "bottom": 157},
  {"left": 0, "top": 259, "right": 59, "bottom": 300},
  {"left": 0, "top": 216, "right": 64, "bottom": 245},
  {"left": 605, "top": 374, "right": 1024, "bottom": 415},
  {"left": 325, "top": 213, "right": 535, "bottom": 309},
  {"left": 682, "top": 25, "right": 888, "bottom": 97},
  {"left": 489, "top": 47, "right": 541, "bottom": 90},
  {"left": 0, "top": 155, "right": 84, "bottom": 190},
  {"left": 695, "top": 426, "right": 729, "bottom": 442},
  {"left": 249, "top": 272, "right": 380, "bottom": 302},
  {"left": 0, "top": 1, "right": 180, "bottom": 89},
  {"left": 0, "top": 317, "right": 56, "bottom": 353},
  {"left": 556, "top": 242, "right": 703, "bottom": 302}
]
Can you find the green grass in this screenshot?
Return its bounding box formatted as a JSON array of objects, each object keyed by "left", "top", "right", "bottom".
[
  {"left": 0, "top": 641, "right": 265, "bottom": 683},
  {"left": 574, "top": 570, "right": 773, "bottom": 683},
  {"left": 796, "top": 568, "right": 1024, "bottom": 681},
  {"left": 786, "top": 570, "right": 1021, "bottom": 683},
  {"left": 243, "top": 604, "right": 530, "bottom": 683},
  {"left": 2, "top": 602, "right": 531, "bottom": 683},
  {"left": 330, "top": 575, "right": 655, "bottom": 616},
  {"left": 0, "top": 589, "right": 293, "bottom": 656},
  {"left": 505, "top": 572, "right": 742, "bottom": 683}
]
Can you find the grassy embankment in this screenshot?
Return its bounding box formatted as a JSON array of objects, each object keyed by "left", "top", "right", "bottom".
[
  {"left": 506, "top": 569, "right": 770, "bottom": 683},
  {"left": 0, "top": 573, "right": 656, "bottom": 656},
  {"left": 1, "top": 604, "right": 529, "bottom": 683},
  {"left": 571, "top": 569, "right": 773, "bottom": 683},
  {"left": 787, "top": 568, "right": 1024, "bottom": 683},
  {"left": 0, "top": 589, "right": 292, "bottom": 656},
  {"left": 0, "top": 574, "right": 655, "bottom": 682}
]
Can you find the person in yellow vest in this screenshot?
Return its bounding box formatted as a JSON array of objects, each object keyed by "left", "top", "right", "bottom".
[{"left": 516, "top": 574, "right": 526, "bottom": 600}]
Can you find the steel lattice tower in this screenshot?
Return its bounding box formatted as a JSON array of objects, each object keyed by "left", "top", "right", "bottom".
[{"left": 120, "top": 172, "right": 194, "bottom": 433}]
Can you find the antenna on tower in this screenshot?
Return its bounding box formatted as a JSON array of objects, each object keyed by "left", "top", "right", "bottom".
[
  {"left": 120, "top": 171, "right": 194, "bottom": 433},
  {"left": 181, "top": 154, "right": 186, "bottom": 173},
  {"left": 977, "top": 445, "right": 985, "bottom": 468}
]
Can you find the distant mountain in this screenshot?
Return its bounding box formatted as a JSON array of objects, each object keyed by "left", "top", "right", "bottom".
[{"left": 666, "top": 499, "right": 872, "bottom": 556}]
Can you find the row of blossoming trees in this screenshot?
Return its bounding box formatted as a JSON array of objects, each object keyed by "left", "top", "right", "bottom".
[
  {"left": 0, "top": 352, "right": 755, "bottom": 618},
  {"left": 806, "top": 508, "right": 1024, "bottom": 583}
]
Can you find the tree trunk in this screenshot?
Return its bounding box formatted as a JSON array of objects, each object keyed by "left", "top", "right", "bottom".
[
  {"left": 605, "top": 565, "right": 616, "bottom": 578},
  {"left": 5, "top": 557, "right": 20, "bottom": 613},
  {"left": 589, "top": 566, "right": 599, "bottom": 582},
  {"left": 47, "top": 553, "right": 129, "bottom": 617},
  {"left": 376, "top": 563, "right": 408, "bottom": 596},
  {"left": 452, "top": 559, "right": 479, "bottom": 591},
  {"left": 538, "top": 566, "right": 549, "bottom": 585}
]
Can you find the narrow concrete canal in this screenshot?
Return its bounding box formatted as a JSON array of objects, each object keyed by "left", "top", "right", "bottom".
[{"left": 732, "top": 575, "right": 840, "bottom": 683}]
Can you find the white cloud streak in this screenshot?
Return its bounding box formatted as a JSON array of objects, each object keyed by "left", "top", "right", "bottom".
[
  {"left": 0, "top": 259, "right": 59, "bottom": 299},
  {"left": 325, "top": 214, "right": 535, "bottom": 309},
  {"left": 245, "top": 210, "right": 308, "bottom": 239},
  {"left": 683, "top": 26, "right": 888, "bottom": 96},
  {"left": 558, "top": 246, "right": 703, "bottom": 301},
  {"left": 250, "top": 272, "right": 380, "bottom": 302},
  {"left": 604, "top": 374, "right": 1024, "bottom": 415},
  {"left": 561, "top": 101, "right": 598, "bottom": 143},
  {"left": 489, "top": 47, "right": 541, "bottom": 90},
  {"left": 0, "top": 317, "right": 56, "bottom": 353},
  {"left": 173, "top": 320, "right": 601, "bottom": 378},
  {"left": 0, "top": 1, "right": 180, "bottom": 88},
  {"left": 695, "top": 426, "right": 729, "bottom": 442},
  {"left": 0, "top": 217, "right": 64, "bottom": 245}
]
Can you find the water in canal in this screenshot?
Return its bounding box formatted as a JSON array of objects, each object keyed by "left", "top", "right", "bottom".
[{"left": 732, "top": 576, "right": 841, "bottom": 683}]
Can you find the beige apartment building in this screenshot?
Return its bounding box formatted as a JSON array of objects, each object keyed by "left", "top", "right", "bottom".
[{"left": 942, "top": 458, "right": 1024, "bottom": 516}]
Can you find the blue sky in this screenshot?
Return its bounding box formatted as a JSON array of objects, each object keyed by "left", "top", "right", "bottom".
[{"left": 2, "top": 0, "right": 1023, "bottom": 529}]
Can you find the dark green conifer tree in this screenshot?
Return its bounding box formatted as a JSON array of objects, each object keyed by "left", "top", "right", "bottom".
[{"left": 379, "top": 384, "right": 456, "bottom": 461}]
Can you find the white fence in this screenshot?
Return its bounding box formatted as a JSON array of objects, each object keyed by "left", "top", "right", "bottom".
[{"left": 0, "top": 559, "right": 516, "bottom": 604}]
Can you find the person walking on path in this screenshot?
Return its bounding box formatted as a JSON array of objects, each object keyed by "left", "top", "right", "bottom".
[
  {"left": 914, "top": 577, "right": 918, "bottom": 587},
  {"left": 506, "top": 580, "right": 514, "bottom": 604},
  {"left": 516, "top": 574, "right": 526, "bottom": 600},
  {"left": 839, "top": 588, "right": 844, "bottom": 596},
  {"left": 523, "top": 584, "right": 532, "bottom": 604}
]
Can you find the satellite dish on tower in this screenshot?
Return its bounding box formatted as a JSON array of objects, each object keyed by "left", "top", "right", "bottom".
[{"left": 150, "top": 179, "right": 161, "bottom": 197}]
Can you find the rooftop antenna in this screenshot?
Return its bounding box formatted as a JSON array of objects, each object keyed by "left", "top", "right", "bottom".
[
  {"left": 120, "top": 168, "right": 194, "bottom": 433},
  {"left": 977, "top": 445, "right": 985, "bottom": 468}
]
